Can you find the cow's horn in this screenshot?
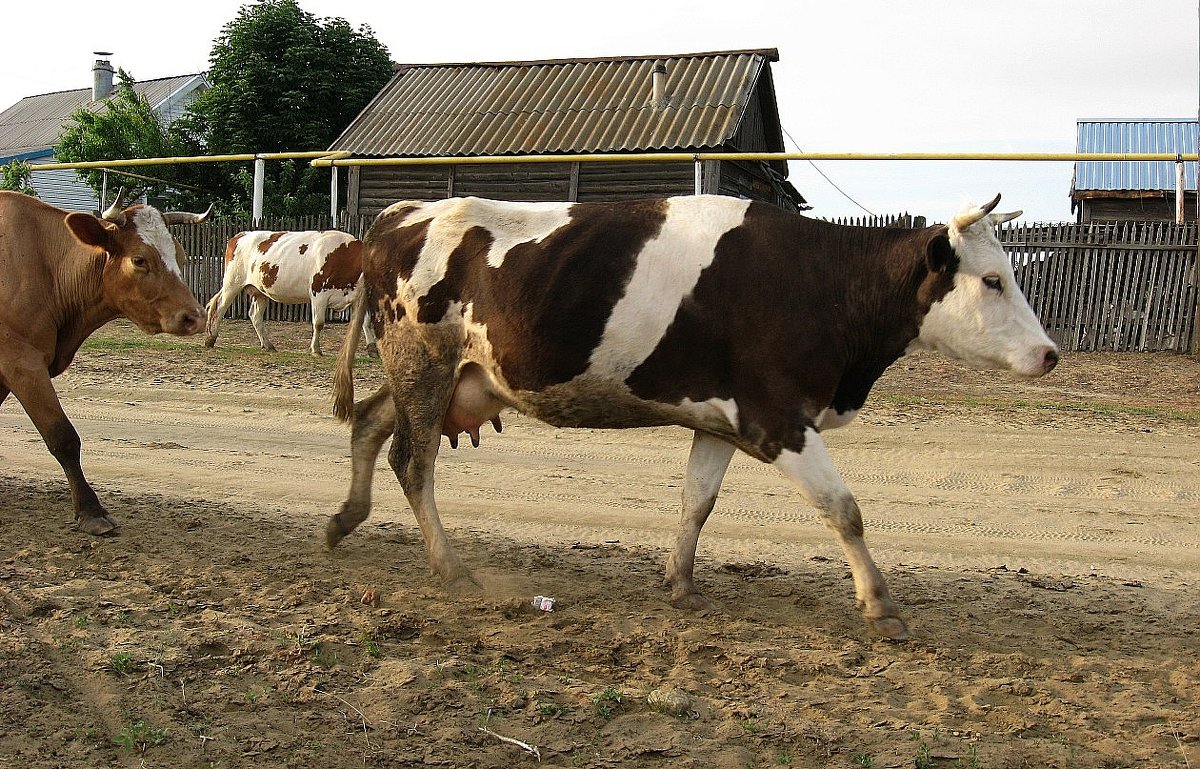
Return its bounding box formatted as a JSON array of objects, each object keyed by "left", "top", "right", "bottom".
[
  {"left": 162, "top": 203, "right": 214, "bottom": 226},
  {"left": 951, "top": 193, "right": 1002, "bottom": 231},
  {"left": 101, "top": 187, "right": 127, "bottom": 225}
]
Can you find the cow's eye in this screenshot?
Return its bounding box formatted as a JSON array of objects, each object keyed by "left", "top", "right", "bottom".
[
  {"left": 131, "top": 256, "right": 149, "bottom": 271},
  {"left": 982, "top": 275, "right": 1003, "bottom": 293}
]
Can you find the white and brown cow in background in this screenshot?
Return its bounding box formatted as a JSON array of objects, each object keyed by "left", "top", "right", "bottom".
[
  {"left": 205, "top": 230, "right": 376, "bottom": 356},
  {"left": 329, "top": 194, "right": 1058, "bottom": 640},
  {"left": 0, "top": 189, "right": 210, "bottom": 535}
]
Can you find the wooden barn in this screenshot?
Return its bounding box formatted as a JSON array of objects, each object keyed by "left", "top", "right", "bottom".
[
  {"left": 1071, "top": 118, "right": 1199, "bottom": 223},
  {"left": 327, "top": 48, "right": 807, "bottom": 217}
]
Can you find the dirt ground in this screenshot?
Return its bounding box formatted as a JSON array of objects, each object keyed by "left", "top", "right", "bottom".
[{"left": 2, "top": 318, "right": 1199, "bottom": 769}]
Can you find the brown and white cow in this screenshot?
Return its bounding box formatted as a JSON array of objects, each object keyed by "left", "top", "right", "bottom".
[
  {"left": 205, "top": 230, "right": 376, "bottom": 356},
  {"left": 328, "top": 194, "right": 1058, "bottom": 640},
  {"left": 0, "top": 189, "right": 210, "bottom": 535}
]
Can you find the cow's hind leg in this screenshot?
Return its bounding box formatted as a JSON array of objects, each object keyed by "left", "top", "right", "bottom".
[
  {"left": 362, "top": 313, "right": 379, "bottom": 358},
  {"left": 773, "top": 428, "right": 909, "bottom": 640},
  {"left": 386, "top": 345, "right": 477, "bottom": 589},
  {"left": 327, "top": 385, "right": 396, "bottom": 547},
  {"left": 203, "top": 283, "right": 242, "bottom": 348},
  {"left": 666, "top": 431, "right": 735, "bottom": 610},
  {"left": 247, "top": 289, "right": 276, "bottom": 351},
  {"left": 309, "top": 295, "right": 328, "bottom": 356}
]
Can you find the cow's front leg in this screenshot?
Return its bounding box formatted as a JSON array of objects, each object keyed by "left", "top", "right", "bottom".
[
  {"left": 327, "top": 385, "right": 396, "bottom": 547},
  {"left": 4, "top": 361, "right": 116, "bottom": 534},
  {"left": 773, "top": 428, "right": 909, "bottom": 640},
  {"left": 666, "top": 431, "right": 735, "bottom": 610}
]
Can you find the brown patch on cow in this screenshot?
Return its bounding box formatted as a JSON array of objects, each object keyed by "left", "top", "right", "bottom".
[
  {"left": 378, "top": 204, "right": 422, "bottom": 226},
  {"left": 299, "top": 243, "right": 309, "bottom": 255},
  {"left": 627, "top": 203, "right": 956, "bottom": 461},
  {"left": 259, "top": 261, "right": 280, "bottom": 289},
  {"left": 916, "top": 226, "right": 959, "bottom": 306},
  {"left": 417, "top": 199, "right": 669, "bottom": 391},
  {"left": 312, "top": 239, "right": 362, "bottom": 294},
  {"left": 224, "top": 232, "right": 245, "bottom": 264},
  {"left": 257, "top": 232, "right": 286, "bottom": 254},
  {"left": 364, "top": 215, "right": 433, "bottom": 324}
]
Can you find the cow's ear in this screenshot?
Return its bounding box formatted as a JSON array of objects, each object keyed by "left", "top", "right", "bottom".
[
  {"left": 925, "top": 229, "right": 958, "bottom": 274},
  {"left": 65, "top": 213, "right": 117, "bottom": 253}
]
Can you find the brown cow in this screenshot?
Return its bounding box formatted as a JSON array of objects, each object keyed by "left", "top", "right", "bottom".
[{"left": 0, "top": 190, "right": 210, "bottom": 534}]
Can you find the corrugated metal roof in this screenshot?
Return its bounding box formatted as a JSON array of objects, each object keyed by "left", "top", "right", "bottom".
[
  {"left": 329, "top": 49, "right": 778, "bottom": 157},
  {"left": 1074, "top": 119, "right": 1199, "bottom": 192},
  {"left": 0, "top": 74, "right": 204, "bottom": 156}
]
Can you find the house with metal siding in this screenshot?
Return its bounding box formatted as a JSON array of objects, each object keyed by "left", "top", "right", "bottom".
[
  {"left": 0, "top": 56, "right": 207, "bottom": 212},
  {"left": 1072, "top": 118, "right": 1198, "bottom": 222},
  {"left": 327, "top": 49, "right": 807, "bottom": 217}
]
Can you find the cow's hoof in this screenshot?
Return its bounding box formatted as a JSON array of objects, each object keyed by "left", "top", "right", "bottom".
[
  {"left": 868, "top": 615, "right": 911, "bottom": 642},
  {"left": 366, "top": 343, "right": 380, "bottom": 359},
  {"left": 443, "top": 571, "right": 482, "bottom": 593},
  {"left": 670, "top": 591, "right": 718, "bottom": 612},
  {"left": 324, "top": 516, "right": 350, "bottom": 548},
  {"left": 78, "top": 514, "right": 119, "bottom": 536},
  {"left": 203, "top": 337, "right": 216, "bottom": 349}
]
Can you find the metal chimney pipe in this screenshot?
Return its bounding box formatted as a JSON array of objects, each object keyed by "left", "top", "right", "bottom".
[
  {"left": 652, "top": 62, "right": 667, "bottom": 108},
  {"left": 92, "top": 52, "right": 115, "bottom": 101}
]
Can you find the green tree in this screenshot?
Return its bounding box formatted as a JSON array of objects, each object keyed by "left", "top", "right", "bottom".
[
  {"left": 55, "top": 70, "right": 191, "bottom": 205},
  {"left": 176, "top": 0, "right": 393, "bottom": 215},
  {"left": 0, "top": 160, "right": 37, "bottom": 196}
]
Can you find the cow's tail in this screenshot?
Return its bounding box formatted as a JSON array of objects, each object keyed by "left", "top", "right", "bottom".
[{"left": 332, "top": 275, "right": 369, "bottom": 423}]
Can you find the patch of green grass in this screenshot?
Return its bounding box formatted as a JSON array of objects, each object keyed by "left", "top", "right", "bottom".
[
  {"left": 80, "top": 332, "right": 378, "bottom": 369},
  {"left": 70, "top": 726, "right": 105, "bottom": 745},
  {"left": 911, "top": 730, "right": 935, "bottom": 769},
  {"left": 958, "top": 743, "right": 981, "bottom": 769},
  {"left": 107, "top": 652, "right": 135, "bottom": 675},
  {"left": 112, "top": 720, "right": 166, "bottom": 753},
  {"left": 878, "top": 392, "right": 1200, "bottom": 424},
  {"left": 854, "top": 754, "right": 875, "bottom": 768},
  {"left": 537, "top": 702, "right": 570, "bottom": 718},
  {"left": 359, "top": 632, "right": 382, "bottom": 659},
  {"left": 309, "top": 641, "right": 337, "bottom": 670},
  {"left": 591, "top": 686, "right": 622, "bottom": 718},
  {"left": 73, "top": 613, "right": 90, "bottom": 629},
  {"left": 741, "top": 717, "right": 764, "bottom": 735}
]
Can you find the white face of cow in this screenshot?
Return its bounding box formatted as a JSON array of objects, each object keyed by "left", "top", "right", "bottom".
[{"left": 913, "top": 199, "right": 1059, "bottom": 377}]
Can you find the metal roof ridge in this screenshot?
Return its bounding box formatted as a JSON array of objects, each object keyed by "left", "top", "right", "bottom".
[
  {"left": 1076, "top": 117, "right": 1197, "bottom": 123},
  {"left": 391, "top": 48, "right": 779, "bottom": 70},
  {"left": 14, "top": 73, "right": 206, "bottom": 101}
]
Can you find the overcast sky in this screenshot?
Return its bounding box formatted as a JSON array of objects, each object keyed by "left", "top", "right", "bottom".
[{"left": 3, "top": 0, "right": 1197, "bottom": 221}]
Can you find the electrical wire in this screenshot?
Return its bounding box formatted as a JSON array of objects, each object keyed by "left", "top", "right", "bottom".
[{"left": 781, "top": 126, "right": 875, "bottom": 216}]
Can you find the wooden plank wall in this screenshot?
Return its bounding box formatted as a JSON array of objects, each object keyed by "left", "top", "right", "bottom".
[{"left": 173, "top": 217, "right": 1198, "bottom": 353}]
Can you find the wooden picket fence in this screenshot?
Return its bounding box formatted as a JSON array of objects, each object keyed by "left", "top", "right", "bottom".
[
  {"left": 175, "top": 216, "right": 1198, "bottom": 353},
  {"left": 999, "top": 221, "right": 1197, "bottom": 353}
]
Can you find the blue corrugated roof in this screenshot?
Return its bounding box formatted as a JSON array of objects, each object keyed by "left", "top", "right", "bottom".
[{"left": 1074, "top": 119, "right": 1198, "bottom": 192}]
